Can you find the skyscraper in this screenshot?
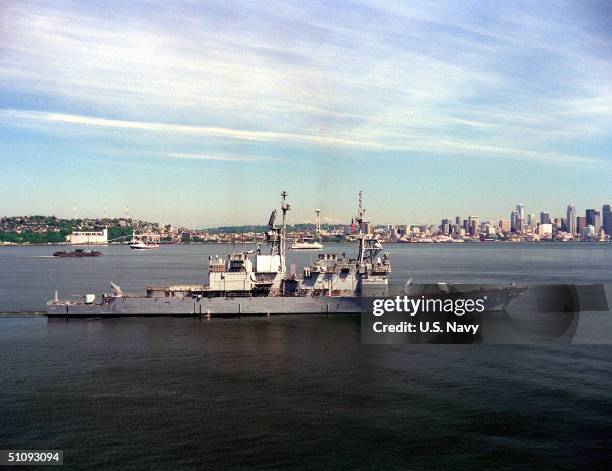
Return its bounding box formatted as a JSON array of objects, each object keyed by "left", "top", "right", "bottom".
[
  {"left": 566, "top": 204, "right": 576, "bottom": 234},
  {"left": 468, "top": 216, "right": 479, "bottom": 236},
  {"left": 603, "top": 204, "right": 612, "bottom": 235},
  {"left": 586, "top": 209, "right": 601, "bottom": 230},
  {"left": 511, "top": 209, "right": 519, "bottom": 232},
  {"left": 527, "top": 214, "right": 536, "bottom": 227},
  {"left": 510, "top": 204, "right": 525, "bottom": 233},
  {"left": 441, "top": 218, "right": 451, "bottom": 234},
  {"left": 540, "top": 212, "right": 551, "bottom": 225}
]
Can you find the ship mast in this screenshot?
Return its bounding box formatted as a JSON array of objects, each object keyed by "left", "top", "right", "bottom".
[
  {"left": 280, "top": 190, "right": 290, "bottom": 273},
  {"left": 356, "top": 191, "right": 366, "bottom": 264},
  {"left": 355, "top": 191, "right": 382, "bottom": 267}
]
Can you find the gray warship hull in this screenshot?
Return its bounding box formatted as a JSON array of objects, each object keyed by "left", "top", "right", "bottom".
[
  {"left": 46, "top": 285, "right": 523, "bottom": 316},
  {"left": 47, "top": 296, "right": 363, "bottom": 316}
]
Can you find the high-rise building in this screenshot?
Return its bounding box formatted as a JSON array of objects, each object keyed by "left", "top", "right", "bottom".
[
  {"left": 566, "top": 204, "right": 576, "bottom": 234},
  {"left": 511, "top": 204, "right": 525, "bottom": 233},
  {"left": 510, "top": 209, "right": 519, "bottom": 232},
  {"left": 527, "top": 214, "right": 536, "bottom": 227},
  {"left": 576, "top": 216, "right": 586, "bottom": 235},
  {"left": 586, "top": 209, "right": 601, "bottom": 230},
  {"left": 540, "top": 212, "right": 551, "bottom": 225},
  {"left": 441, "top": 218, "right": 451, "bottom": 234},
  {"left": 455, "top": 216, "right": 462, "bottom": 226},
  {"left": 468, "top": 216, "right": 479, "bottom": 236},
  {"left": 603, "top": 204, "right": 612, "bottom": 235},
  {"left": 499, "top": 219, "right": 511, "bottom": 232}
]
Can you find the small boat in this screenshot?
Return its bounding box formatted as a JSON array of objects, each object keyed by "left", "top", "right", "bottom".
[
  {"left": 129, "top": 231, "right": 159, "bottom": 250},
  {"left": 129, "top": 241, "right": 160, "bottom": 250},
  {"left": 53, "top": 249, "right": 102, "bottom": 257},
  {"left": 289, "top": 237, "right": 323, "bottom": 250}
]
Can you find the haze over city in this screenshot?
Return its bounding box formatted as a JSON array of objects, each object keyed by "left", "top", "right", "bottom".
[{"left": 1, "top": 0, "right": 611, "bottom": 226}]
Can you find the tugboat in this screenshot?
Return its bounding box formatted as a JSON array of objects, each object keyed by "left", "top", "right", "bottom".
[{"left": 53, "top": 248, "right": 102, "bottom": 257}]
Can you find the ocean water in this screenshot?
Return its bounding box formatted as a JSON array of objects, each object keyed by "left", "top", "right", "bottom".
[{"left": 1, "top": 243, "right": 612, "bottom": 468}]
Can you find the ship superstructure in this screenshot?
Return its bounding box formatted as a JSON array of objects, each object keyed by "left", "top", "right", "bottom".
[{"left": 144, "top": 191, "right": 390, "bottom": 299}]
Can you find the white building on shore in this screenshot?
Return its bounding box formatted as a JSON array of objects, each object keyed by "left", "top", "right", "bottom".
[{"left": 69, "top": 228, "right": 108, "bottom": 245}]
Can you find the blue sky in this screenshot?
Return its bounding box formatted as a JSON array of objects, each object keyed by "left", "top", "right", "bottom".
[{"left": 1, "top": 0, "right": 611, "bottom": 227}]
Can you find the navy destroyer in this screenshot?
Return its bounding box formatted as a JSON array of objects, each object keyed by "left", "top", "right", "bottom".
[{"left": 47, "top": 192, "right": 524, "bottom": 316}]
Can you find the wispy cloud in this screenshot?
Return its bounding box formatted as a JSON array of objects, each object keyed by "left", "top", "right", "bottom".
[
  {"left": 165, "top": 152, "right": 280, "bottom": 162},
  {"left": 0, "top": 108, "right": 605, "bottom": 166},
  {"left": 0, "top": 109, "right": 391, "bottom": 149},
  {"left": 76, "top": 158, "right": 196, "bottom": 172}
]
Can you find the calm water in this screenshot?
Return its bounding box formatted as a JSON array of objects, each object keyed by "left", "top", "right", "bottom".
[
  {"left": 1, "top": 242, "right": 612, "bottom": 312},
  {"left": 1, "top": 243, "right": 612, "bottom": 468}
]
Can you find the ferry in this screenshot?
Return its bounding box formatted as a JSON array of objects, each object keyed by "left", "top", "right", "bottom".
[{"left": 289, "top": 237, "right": 323, "bottom": 250}]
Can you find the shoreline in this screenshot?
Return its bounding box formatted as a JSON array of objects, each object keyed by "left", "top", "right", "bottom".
[{"left": 1, "top": 240, "right": 610, "bottom": 247}]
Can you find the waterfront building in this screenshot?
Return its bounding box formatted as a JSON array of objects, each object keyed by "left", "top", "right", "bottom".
[
  {"left": 576, "top": 216, "right": 587, "bottom": 235},
  {"left": 567, "top": 204, "right": 577, "bottom": 234},
  {"left": 484, "top": 224, "right": 496, "bottom": 236},
  {"left": 537, "top": 223, "right": 553, "bottom": 237},
  {"left": 582, "top": 225, "right": 596, "bottom": 238},
  {"left": 69, "top": 228, "right": 108, "bottom": 245},
  {"left": 527, "top": 214, "right": 536, "bottom": 227}
]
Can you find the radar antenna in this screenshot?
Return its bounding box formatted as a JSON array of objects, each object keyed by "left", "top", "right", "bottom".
[
  {"left": 354, "top": 191, "right": 382, "bottom": 266},
  {"left": 268, "top": 209, "right": 277, "bottom": 229},
  {"left": 265, "top": 192, "right": 291, "bottom": 274},
  {"left": 266, "top": 209, "right": 280, "bottom": 256}
]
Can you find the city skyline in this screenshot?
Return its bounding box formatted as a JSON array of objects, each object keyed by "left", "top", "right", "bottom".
[
  {"left": 1, "top": 200, "right": 611, "bottom": 230},
  {"left": 1, "top": 1, "right": 611, "bottom": 226}
]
